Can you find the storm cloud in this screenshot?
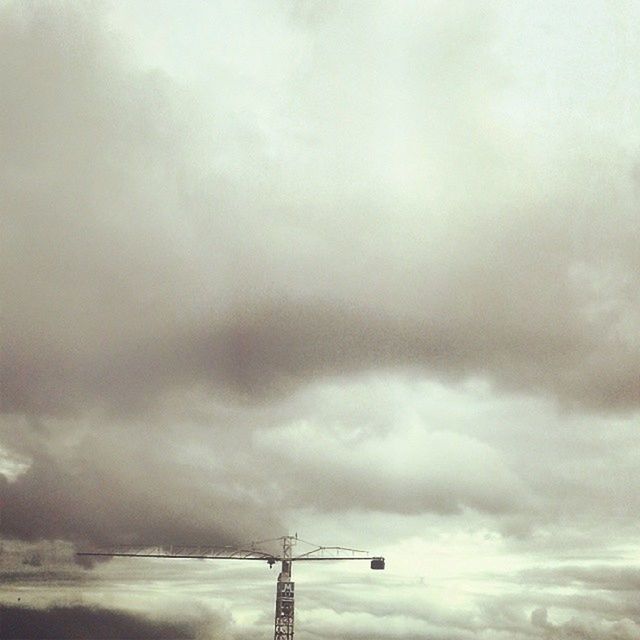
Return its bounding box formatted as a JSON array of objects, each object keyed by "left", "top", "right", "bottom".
[
  {"left": 1, "top": 1, "right": 640, "bottom": 638},
  {"left": 1, "top": 1, "right": 638, "bottom": 421},
  {"left": 0, "top": 604, "right": 202, "bottom": 640}
]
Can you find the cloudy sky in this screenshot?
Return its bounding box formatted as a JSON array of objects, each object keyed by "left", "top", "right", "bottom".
[{"left": 1, "top": 0, "right": 639, "bottom": 638}]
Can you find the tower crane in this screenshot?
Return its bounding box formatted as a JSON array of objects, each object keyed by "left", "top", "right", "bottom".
[{"left": 77, "top": 534, "right": 385, "bottom": 640}]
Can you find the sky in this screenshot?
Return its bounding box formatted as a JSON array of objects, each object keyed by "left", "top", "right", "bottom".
[{"left": 0, "top": 0, "right": 639, "bottom": 638}]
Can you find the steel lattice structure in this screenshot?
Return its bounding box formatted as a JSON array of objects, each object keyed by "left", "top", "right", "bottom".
[{"left": 78, "top": 535, "right": 384, "bottom": 639}]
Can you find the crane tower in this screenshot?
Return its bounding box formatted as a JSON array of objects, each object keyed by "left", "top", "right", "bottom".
[{"left": 78, "top": 534, "right": 385, "bottom": 639}]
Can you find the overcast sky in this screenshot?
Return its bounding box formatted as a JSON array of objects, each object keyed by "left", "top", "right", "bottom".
[{"left": 1, "top": 0, "right": 639, "bottom": 638}]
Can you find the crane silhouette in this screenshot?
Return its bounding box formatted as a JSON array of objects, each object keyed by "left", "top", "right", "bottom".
[{"left": 78, "top": 534, "right": 385, "bottom": 639}]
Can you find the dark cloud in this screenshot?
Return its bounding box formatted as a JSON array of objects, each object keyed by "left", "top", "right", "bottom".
[
  {"left": 0, "top": 604, "right": 198, "bottom": 640},
  {"left": 0, "top": 434, "right": 281, "bottom": 547}
]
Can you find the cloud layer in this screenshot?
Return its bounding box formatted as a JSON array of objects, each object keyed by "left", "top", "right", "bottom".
[
  {"left": 1, "top": 1, "right": 640, "bottom": 639},
  {"left": 1, "top": 1, "right": 638, "bottom": 421}
]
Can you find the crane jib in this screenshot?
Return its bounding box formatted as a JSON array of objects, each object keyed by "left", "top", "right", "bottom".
[{"left": 76, "top": 535, "right": 385, "bottom": 639}]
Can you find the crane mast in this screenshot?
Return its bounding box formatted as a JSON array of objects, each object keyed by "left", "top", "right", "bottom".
[
  {"left": 274, "top": 536, "right": 295, "bottom": 640},
  {"left": 78, "top": 534, "right": 385, "bottom": 640}
]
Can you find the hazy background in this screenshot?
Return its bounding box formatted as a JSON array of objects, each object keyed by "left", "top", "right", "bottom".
[{"left": 1, "top": 1, "right": 639, "bottom": 638}]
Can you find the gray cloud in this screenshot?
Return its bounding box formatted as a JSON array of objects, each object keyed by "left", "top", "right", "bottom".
[
  {"left": 0, "top": 603, "right": 210, "bottom": 640},
  {"left": 2, "top": 1, "right": 640, "bottom": 638},
  {"left": 522, "top": 565, "right": 640, "bottom": 593},
  {"left": 544, "top": 615, "right": 640, "bottom": 640},
  {"left": 1, "top": 1, "right": 638, "bottom": 421},
  {"left": 0, "top": 419, "right": 282, "bottom": 546}
]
